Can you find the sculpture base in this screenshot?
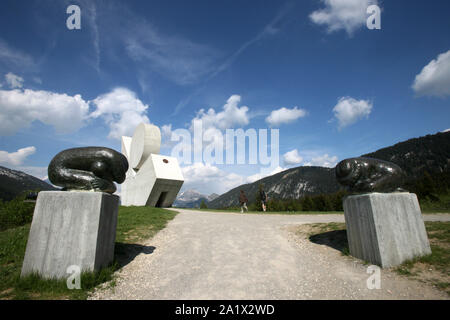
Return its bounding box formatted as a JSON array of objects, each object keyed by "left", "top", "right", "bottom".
[
  {"left": 21, "top": 191, "right": 119, "bottom": 279},
  {"left": 343, "top": 192, "right": 431, "bottom": 268}
]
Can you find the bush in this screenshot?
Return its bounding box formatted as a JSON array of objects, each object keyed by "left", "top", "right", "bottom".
[{"left": 0, "top": 196, "right": 35, "bottom": 231}]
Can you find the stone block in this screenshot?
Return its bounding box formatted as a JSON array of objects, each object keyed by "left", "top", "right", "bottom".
[
  {"left": 21, "top": 191, "right": 119, "bottom": 279},
  {"left": 343, "top": 192, "right": 431, "bottom": 268}
]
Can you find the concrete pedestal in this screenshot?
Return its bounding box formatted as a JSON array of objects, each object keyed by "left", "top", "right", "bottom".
[
  {"left": 21, "top": 191, "right": 119, "bottom": 279},
  {"left": 343, "top": 192, "right": 431, "bottom": 268}
]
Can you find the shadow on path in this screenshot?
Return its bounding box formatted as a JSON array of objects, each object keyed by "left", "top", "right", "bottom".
[
  {"left": 309, "top": 230, "right": 350, "bottom": 254},
  {"left": 114, "top": 243, "right": 156, "bottom": 268}
]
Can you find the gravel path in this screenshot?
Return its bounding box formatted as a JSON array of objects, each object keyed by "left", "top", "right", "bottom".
[{"left": 90, "top": 210, "right": 450, "bottom": 300}]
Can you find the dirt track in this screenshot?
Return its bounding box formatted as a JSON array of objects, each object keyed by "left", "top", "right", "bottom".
[{"left": 90, "top": 209, "right": 449, "bottom": 300}]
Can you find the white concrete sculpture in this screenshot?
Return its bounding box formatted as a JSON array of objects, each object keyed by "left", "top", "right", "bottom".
[{"left": 121, "top": 123, "right": 184, "bottom": 207}]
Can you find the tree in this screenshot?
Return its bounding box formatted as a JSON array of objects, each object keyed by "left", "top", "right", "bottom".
[
  {"left": 200, "top": 200, "right": 207, "bottom": 209},
  {"left": 301, "top": 196, "right": 313, "bottom": 211}
]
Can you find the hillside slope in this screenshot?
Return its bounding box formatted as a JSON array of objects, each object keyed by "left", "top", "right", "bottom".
[
  {"left": 363, "top": 131, "right": 450, "bottom": 177},
  {"left": 0, "top": 166, "right": 56, "bottom": 200},
  {"left": 209, "top": 131, "right": 450, "bottom": 209},
  {"left": 208, "top": 166, "right": 341, "bottom": 208}
]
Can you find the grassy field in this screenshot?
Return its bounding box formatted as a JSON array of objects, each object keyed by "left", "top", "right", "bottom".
[
  {"left": 294, "top": 221, "right": 450, "bottom": 295},
  {"left": 0, "top": 206, "right": 177, "bottom": 300},
  {"left": 420, "top": 194, "right": 450, "bottom": 213},
  {"left": 394, "top": 222, "right": 450, "bottom": 294}
]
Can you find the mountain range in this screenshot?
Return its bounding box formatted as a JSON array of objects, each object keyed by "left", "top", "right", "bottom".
[
  {"left": 208, "top": 131, "right": 450, "bottom": 208},
  {"left": 173, "top": 189, "right": 219, "bottom": 208},
  {"left": 1, "top": 131, "right": 449, "bottom": 206},
  {"left": 362, "top": 131, "right": 450, "bottom": 177},
  {"left": 0, "top": 166, "right": 56, "bottom": 201},
  {"left": 207, "top": 166, "right": 341, "bottom": 208}
]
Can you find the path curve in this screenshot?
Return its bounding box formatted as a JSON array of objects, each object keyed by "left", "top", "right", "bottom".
[{"left": 90, "top": 210, "right": 449, "bottom": 300}]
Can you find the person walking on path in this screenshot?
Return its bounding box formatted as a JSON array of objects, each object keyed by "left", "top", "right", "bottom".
[
  {"left": 260, "top": 187, "right": 267, "bottom": 212},
  {"left": 239, "top": 190, "right": 248, "bottom": 213}
]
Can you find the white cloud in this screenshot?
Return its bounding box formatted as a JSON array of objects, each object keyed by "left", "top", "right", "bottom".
[
  {"left": 190, "top": 95, "right": 249, "bottom": 131},
  {"left": 0, "top": 146, "right": 36, "bottom": 166},
  {"left": 161, "top": 123, "right": 185, "bottom": 150},
  {"left": 310, "top": 0, "right": 378, "bottom": 35},
  {"left": 186, "top": 95, "right": 250, "bottom": 157},
  {"left": 304, "top": 154, "right": 338, "bottom": 168},
  {"left": 246, "top": 166, "right": 285, "bottom": 183},
  {"left": 90, "top": 87, "right": 150, "bottom": 140},
  {"left": 0, "top": 89, "right": 89, "bottom": 135},
  {"left": 412, "top": 50, "right": 450, "bottom": 98},
  {"left": 332, "top": 96, "right": 372, "bottom": 129},
  {"left": 266, "top": 106, "right": 306, "bottom": 127},
  {"left": 5, "top": 73, "right": 24, "bottom": 88},
  {"left": 283, "top": 149, "right": 303, "bottom": 165},
  {"left": 15, "top": 166, "right": 49, "bottom": 181},
  {"left": 161, "top": 124, "right": 173, "bottom": 146},
  {"left": 442, "top": 128, "right": 450, "bottom": 133},
  {"left": 0, "top": 86, "right": 151, "bottom": 139},
  {"left": 181, "top": 162, "right": 246, "bottom": 195},
  {"left": 181, "top": 163, "right": 287, "bottom": 194}
]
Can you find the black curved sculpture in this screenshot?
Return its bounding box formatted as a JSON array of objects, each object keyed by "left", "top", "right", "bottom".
[
  {"left": 48, "top": 147, "right": 129, "bottom": 194},
  {"left": 335, "top": 157, "right": 405, "bottom": 193}
]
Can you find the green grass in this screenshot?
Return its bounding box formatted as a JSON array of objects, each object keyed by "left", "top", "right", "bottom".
[
  {"left": 115, "top": 206, "right": 177, "bottom": 243},
  {"left": 0, "top": 206, "right": 177, "bottom": 300},
  {"left": 420, "top": 194, "right": 450, "bottom": 213},
  {"left": 393, "top": 222, "right": 450, "bottom": 295}
]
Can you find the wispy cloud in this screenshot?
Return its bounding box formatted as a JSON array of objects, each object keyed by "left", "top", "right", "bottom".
[
  {"left": 0, "top": 38, "right": 34, "bottom": 68},
  {"left": 174, "top": 2, "right": 295, "bottom": 114},
  {"left": 62, "top": 0, "right": 101, "bottom": 73},
  {"left": 208, "top": 2, "right": 295, "bottom": 80},
  {"left": 125, "top": 34, "right": 218, "bottom": 86},
  {"left": 84, "top": 2, "right": 101, "bottom": 73},
  {"left": 117, "top": 6, "right": 220, "bottom": 87}
]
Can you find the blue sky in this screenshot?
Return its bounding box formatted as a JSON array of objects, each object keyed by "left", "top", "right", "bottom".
[{"left": 0, "top": 0, "right": 449, "bottom": 195}]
